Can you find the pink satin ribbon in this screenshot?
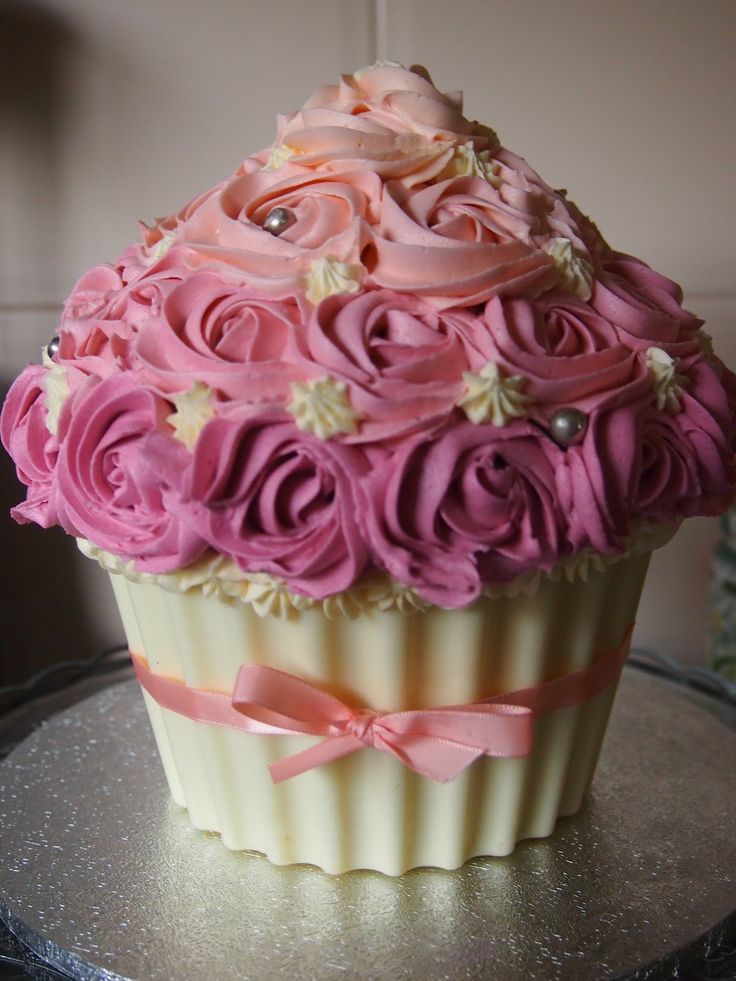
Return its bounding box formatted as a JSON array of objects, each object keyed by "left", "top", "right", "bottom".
[{"left": 131, "top": 627, "right": 632, "bottom": 784}]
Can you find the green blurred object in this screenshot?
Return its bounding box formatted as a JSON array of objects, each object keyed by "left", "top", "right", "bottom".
[{"left": 708, "top": 510, "right": 736, "bottom": 681}]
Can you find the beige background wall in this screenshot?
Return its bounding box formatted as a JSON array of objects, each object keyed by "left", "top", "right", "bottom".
[{"left": 2, "top": 0, "right": 734, "bottom": 674}]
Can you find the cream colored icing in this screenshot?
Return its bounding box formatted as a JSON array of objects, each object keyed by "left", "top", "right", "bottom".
[
  {"left": 167, "top": 381, "right": 217, "bottom": 450},
  {"left": 78, "top": 521, "right": 676, "bottom": 620},
  {"left": 304, "top": 256, "right": 365, "bottom": 305},
  {"left": 287, "top": 376, "right": 362, "bottom": 439},
  {"left": 436, "top": 142, "right": 502, "bottom": 185},
  {"left": 646, "top": 346, "right": 687, "bottom": 413},
  {"left": 544, "top": 237, "right": 594, "bottom": 300},
  {"left": 458, "top": 362, "right": 532, "bottom": 426},
  {"left": 261, "top": 145, "right": 297, "bottom": 171},
  {"left": 41, "top": 350, "right": 69, "bottom": 436}
]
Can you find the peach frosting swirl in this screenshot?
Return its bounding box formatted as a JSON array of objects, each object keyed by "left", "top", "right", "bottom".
[{"left": 3, "top": 62, "right": 736, "bottom": 607}]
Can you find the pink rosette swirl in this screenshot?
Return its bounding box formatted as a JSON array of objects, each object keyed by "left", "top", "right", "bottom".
[
  {"left": 178, "top": 167, "right": 379, "bottom": 294},
  {"left": 290, "top": 289, "right": 485, "bottom": 442},
  {"left": 473, "top": 294, "right": 649, "bottom": 412},
  {"left": 135, "top": 272, "right": 305, "bottom": 403},
  {"left": 359, "top": 420, "right": 564, "bottom": 606},
  {"left": 170, "top": 411, "right": 370, "bottom": 597},
  {"left": 591, "top": 252, "right": 702, "bottom": 349},
  {"left": 1, "top": 365, "right": 59, "bottom": 528},
  {"left": 366, "top": 178, "right": 559, "bottom": 307},
  {"left": 53, "top": 374, "right": 205, "bottom": 572}
]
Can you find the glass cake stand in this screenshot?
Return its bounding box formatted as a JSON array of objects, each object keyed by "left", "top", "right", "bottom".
[{"left": 1, "top": 664, "right": 735, "bottom": 981}]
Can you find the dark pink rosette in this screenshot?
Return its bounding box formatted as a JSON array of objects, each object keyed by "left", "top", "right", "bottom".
[
  {"left": 629, "top": 359, "right": 736, "bottom": 522},
  {"left": 554, "top": 396, "right": 651, "bottom": 555},
  {"left": 366, "top": 177, "right": 559, "bottom": 307},
  {"left": 178, "top": 167, "right": 380, "bottom": 294},
  {"left": 290, "top": 289, "right": 484, "bottom": 442},
  {"left": 135, "top": 272, "right": 305, "bottom": 403},
  {"left": 359, "top": 420, "right": 564, "bottom": 606},
  {"left": 671, "top": 359, "right": 736, "bottom": 514},
  {"left": 170, "top": 411, "right": 370, "bottom": 597},
  {"left": 632, "top": 409, "right": 704, "bottom": 523},
  {"left": 1, "top": 365, "right": 59, "bottom": 528},
  {"left": 474, "top": 294, "right": 649, "bottom": 412},
  {"left": 590, "top": 252, "right": 702, "bottom": 350},
  {"left": 53, "top": 374, "right": 205, "bottom": 572}
]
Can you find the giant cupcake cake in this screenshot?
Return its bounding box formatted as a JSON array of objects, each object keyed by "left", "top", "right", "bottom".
[{"left": 3, "top": 63, "right": 735, "bottom": 875}]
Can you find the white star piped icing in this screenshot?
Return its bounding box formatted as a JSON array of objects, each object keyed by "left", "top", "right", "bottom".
[
  {"left": 544, "top": 237, "right": 594, "bottom": 300},
  {"left": 287, "top": 376, "right": 361, "bottom": 439},
  {"left": 646, "top": 347, "right": 688, "bottom": 413},
  {"left": 458, "top": 362, "right": 532, "bottom": 426},
  {"left": 147, "top": 229, "right": 177, "bottom": 265},
  {"left": 167, "top": 382, "right": 217, "bottom": 450},
  {"left": 438, "top": 142, "right": 502, "bottom": 186},
  {"left": 262, "top": 144, "right": 296, "bottom": 171},
  {"left": 41, "top": 349, "right": 69, "bottom": 436},
  {"left": 304, "top": 256, "right": 364, "bottom": 305}
]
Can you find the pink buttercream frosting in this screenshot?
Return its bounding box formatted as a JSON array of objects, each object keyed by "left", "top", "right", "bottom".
[{"left": 3, "top": 63, "right": 735, "bottom": 605}]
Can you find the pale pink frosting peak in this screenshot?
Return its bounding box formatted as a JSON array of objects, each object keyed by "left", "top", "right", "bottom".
[{"left": 284, "top": 64, "right": 478, "bottom": 144}]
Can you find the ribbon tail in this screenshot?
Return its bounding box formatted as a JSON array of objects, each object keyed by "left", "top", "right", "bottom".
[
  {"left": 268, "top": 732, "right": 363, "bottom": 783},
  {"left": 378, "top": 734, "right": 486, "bottom": 783}
]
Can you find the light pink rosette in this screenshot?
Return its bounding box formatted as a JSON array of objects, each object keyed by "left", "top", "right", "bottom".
[
  {"left": 491, "top": 149, "right": 594, "bottom": 256},
  {"left": 591, "top": 252, "right": 702, "bottom": 349},
  {"left": 474, "top": 294, "right": 649, "bottom": 412},
  {"left": 53, "top": 374, "right": 205, "bottom": 572},
  {"left": 1, "top": 365, "right": 59, "bottom": 528},
  {"left": 178, "top": 167, "right": 379, "bottom": 294},
  {"left": 366, "top": 178, "right": 559, "bottom": 306},
  {"left": 169, "top": 411, "right": 370, "bottom": 597},
  {"left": 275, "top": 65, "right": 486, "bottom": 186},
  {"left": 58, "top": 262, "right": 190, "bottom": 382},
  {"left": 290, "top": 289, "right": 485, "bottom": 442},
  {"left": 359, "top": 420, "right": 564, "bottom": 606},
  {"left": 135, "top": 272, "right": 305, "bottom": 403}
]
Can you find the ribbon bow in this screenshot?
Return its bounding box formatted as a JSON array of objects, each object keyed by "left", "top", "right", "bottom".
[
  {"left": 132, "top": 627, "right": 631, "bottom": 784},
  {"left": 230, "top": 665, "right": 534, "bottom": 782}
]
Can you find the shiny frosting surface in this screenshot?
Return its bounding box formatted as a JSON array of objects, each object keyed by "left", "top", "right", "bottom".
[{"left": 3, "top": 63, "right": 736, "bottom": 608}]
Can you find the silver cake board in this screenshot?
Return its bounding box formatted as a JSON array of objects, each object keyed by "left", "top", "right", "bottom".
[{"left": 1, "top": 669, "right": 735, "bottom": 981}]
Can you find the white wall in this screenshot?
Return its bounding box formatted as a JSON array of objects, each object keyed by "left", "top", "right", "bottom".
[{"left": 2, "top": 0, "right": 734, "bottom": 667}]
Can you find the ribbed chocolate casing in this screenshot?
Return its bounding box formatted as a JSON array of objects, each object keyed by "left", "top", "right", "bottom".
[{"left": 109, "top": 554, "right": 650, "bottom": 875}]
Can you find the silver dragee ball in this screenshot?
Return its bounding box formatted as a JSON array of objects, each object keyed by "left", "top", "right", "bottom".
[
  {"left": 46, "top": 335, "right": 60, "bottom": 359},
  {"left": 263, "top": 206, "right": 296, "bottom": 236},
  {"left": 550, "top": 408, "right": 587, "bottom": 446}
]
